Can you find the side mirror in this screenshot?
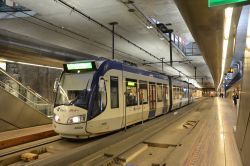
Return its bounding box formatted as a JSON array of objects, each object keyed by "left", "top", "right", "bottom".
[
  {"left": 53, "top": 78, "right": 60, "bottom": 92},
  {"left": 99, "top": 77, "right": 105, "bottom": 92}
]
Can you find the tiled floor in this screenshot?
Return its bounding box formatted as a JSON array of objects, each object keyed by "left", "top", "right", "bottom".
[
  {"left": 159, "top": 98, "right": 243, "bottom": 166},
  {"left": 124, "top": 98, "right": 242, "bottom": 166},
  {"left": 0, "top": 98, "right": 243, "bottom": 166},
  {"left": 183, "top": 98, "right": 242, "bottom": 166}
]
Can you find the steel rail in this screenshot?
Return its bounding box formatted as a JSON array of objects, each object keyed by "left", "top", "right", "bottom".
[
  {"left": 0, "top": 136, "right": 62, "bottom": 158},
  {"left": 26, "top": 98, "right": 206, "bottom": 166},
  {"left": 85, "top": 99, "right": 205, "bottom": 165}
]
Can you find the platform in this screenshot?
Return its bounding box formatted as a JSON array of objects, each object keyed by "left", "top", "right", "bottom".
[
  {"left": 0, "top": 98, "right": 243, "bottom": 165},
  {"left": 0, "top": 124, "right": 56, "bottom": 150},
  {"left": 67, "top": 98, "right": 243, "bottom": 166},
  {"left": 139, "top": 98, "right": 243, "bottom": 166},
  {"left": 159, "top": 98, "right": 242, "bottom": 166}
]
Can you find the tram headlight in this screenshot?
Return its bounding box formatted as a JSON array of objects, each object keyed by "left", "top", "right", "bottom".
[
  {"left": 67, "top": 115, "right": 86, "bottom": 124},
  {"left": 54, "top": 115, "right": 60, "bottom": 122}
]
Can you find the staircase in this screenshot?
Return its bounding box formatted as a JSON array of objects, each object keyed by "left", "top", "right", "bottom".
[{"left": 0, "top": 68, "right": 52, "bottom": 132}]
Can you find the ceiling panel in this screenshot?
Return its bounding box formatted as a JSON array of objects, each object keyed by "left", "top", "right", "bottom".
[{"left": 0, "top": 0, "right": 214, "bottom": 87}]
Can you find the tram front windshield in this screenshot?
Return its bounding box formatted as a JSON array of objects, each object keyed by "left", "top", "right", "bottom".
[{"left": 55, "top": 71, "right": 94, "bottom": 109}]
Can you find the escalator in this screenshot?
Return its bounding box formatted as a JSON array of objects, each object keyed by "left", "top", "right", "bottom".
[{"left": 0, "top": 68, "right": 52, "bottom": 132}]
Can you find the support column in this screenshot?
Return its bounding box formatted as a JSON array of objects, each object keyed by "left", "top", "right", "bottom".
[
  {"left": 109, "top": 22, "right": 118, "bottom": 60},
  {"left": 160, "top": 58, "right": 164, "bottom": 72},
  {"left": 168, "top": 76, "right": 172, "bottom": 112},
  {"left": 168, "top": 32, "right": 173, "bottom": 66},
  {"left": 195, "top": 67, "right": 197, "bottom": 80},
  {"left": 188, "top": 82, "right": 190, "bottom": 104}
]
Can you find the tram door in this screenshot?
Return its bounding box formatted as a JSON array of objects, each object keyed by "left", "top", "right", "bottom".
[
  {"left": 162, "top": 84, "right": 168, "bottom": 113},
  {"left": 149, "top": 83, "right": 156, "bottom": 118}
]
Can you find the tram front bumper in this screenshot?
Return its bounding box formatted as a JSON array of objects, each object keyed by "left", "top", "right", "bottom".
[{"left": 53, "top": 122, "right": 89, "bottom": 138}]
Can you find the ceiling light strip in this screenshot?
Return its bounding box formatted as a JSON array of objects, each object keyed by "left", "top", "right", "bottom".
[
  {"left": 0, "top": 59, "right": 63, "bottom": 70},
  {"left": 247, "top": 13, "right": 250, "bottom": 50},
  {"left": 218, "top": 7, "right": 233, "bottom": 91}
]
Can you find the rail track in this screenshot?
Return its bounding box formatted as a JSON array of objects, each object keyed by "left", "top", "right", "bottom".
[{"left": 0, "top": 98, "right": 207, "bottom": 166}]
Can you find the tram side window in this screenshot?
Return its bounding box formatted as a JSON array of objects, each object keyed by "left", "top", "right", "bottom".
[
  {"left": 175, "top": 86, "right": 180, "bottom": 99},
  {"left": 163, "top": 84, "right": 168, "bottom": 100},
  {"left": 183, "top": 87, "right": 188, "bottom": 98},
  {"left": 189, "top": 89, "right": 192, "bottom": 98},
  {"left": 181, "top": 87, "right": 184, "bottom": 98},
  {"left": 173, "top": 86, "right": 177, "bottom": 99},
  {"left": 126, "top": 79, "right": 138, "bottom": 106},
  {"left": 178, "top": 87, "right": 182, "bottom": 99},
  {"left": 139, "top": 81, "right": 148, "bottom": 104},
  {"left": 110, "top": 76, "right": 119, "bottom": 108},
  {"left": 157, "top": 84, "right": 163, "bottom": 102},
  {"left": 172, "top": 87, "right": 175, "bottom": 99}
]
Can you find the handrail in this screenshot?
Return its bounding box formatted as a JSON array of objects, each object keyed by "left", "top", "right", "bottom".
[
  {"left": 0, "top": 81, "right": 53, "bottom": 116},
  {"left": 0, "top": 81, "right": 44, "bottom": 105},
  {"left": 0, "top": 118, "right": 20, "bottom": 129},
  {"left": 0, "top": 68, "right": 53, "bottom": 116},
  {"left": 0, "top": 68, "right": 49, "bottom": 103}
]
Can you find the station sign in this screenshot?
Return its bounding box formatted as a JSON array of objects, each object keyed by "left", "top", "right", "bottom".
[
  {"left": 67, "top": 62, "right": 93, "bottom": 70},
  {"left": 63, "top": 61, "right": 97, "bottom": 73},
  {"left": 208, "top": 0, "right": 248, "bottom": 7},
  {"left": 127, "top": 81, "right": 136, "bottom": 87}
]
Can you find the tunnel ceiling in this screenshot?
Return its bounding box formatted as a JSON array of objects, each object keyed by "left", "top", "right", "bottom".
[
  {"left": 0, "top": 0, "right": 215, "bottom": 88},
  {"left": 174, "top": 0, "right": 241, "bottom": 87}
]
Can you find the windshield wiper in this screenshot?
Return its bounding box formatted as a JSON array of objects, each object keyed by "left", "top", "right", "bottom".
[{"left": 70, "top": 79, "right": 91, "bottom": 103}]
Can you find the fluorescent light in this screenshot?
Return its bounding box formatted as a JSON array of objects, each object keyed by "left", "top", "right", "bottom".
[
  {"left": 147, "top": 25, "right": 153, "bottom": 29},
  {"left": 217, "top": 7, "right": 233, "bottom": 91},
  {"left": 17, "top": 61, "right": 63, "bottom": 70},
  {"left": 225, "top": 7, "right": 234, "bottom": 17},
  {"left": 0, "top": 62, "right": 6, "bottom": 71},
  {"left": 247, "top": 22, "right": 250, "bottom": 49},
  {"left": 224, "top": 7, "right": 233, "bottom": 39},
  {"left": 0, "top": 58, "right": 62, "bottom": 70}
]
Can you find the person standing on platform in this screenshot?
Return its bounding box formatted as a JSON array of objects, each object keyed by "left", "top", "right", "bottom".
[{"left": 232, "top": 92, "right": 238, "bottom": 106}]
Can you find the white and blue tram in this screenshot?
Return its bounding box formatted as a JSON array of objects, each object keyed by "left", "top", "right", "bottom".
[{"left": 53, "top": 60, "right": 198, "bottom": 139}]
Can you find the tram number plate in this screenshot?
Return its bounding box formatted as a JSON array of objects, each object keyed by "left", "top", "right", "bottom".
[{"left": 74, "top": 126, "right": 83, "bottom": 129}]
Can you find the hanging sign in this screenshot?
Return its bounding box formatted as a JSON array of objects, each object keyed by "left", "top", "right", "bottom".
[{"left": 209, "top": 0, "right": 247, "bottom": 7}]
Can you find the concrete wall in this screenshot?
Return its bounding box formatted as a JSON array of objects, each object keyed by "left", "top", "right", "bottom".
[
  {"left": 235, "top": 28, "right": 250, "bottom": 166},
  {"left": 6, "top": 63, "right": 62, "bottom": 102},
  {"left": 0, "top": 87, "right": 51, "bottom": 132}
]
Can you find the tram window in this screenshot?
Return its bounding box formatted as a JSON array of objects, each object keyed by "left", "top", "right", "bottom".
[
  {"left": 157, "top": 84, "right": 163, "bottom": 102},
  {"left": 163, "top": 84, "right": 168, "bottom": 100},
  {"left": 178, "top": 87, "right": 182, "bottom": 99},
  {"left": 126, "top": 79, "right": 138, "bottom": 106},
  {"left": 183, "top": 87, "right": 188, "bottom": 98},
  {"left": 173, "top": 86, "right": 176, "bottom": 99},
  {"left": 92, "top": 79, "right": 107, "bottom": 117},
  {"left": 67, "top": 90, "right": 81, "bottom": 101},
  {"left": 181, "top": 89, "right": 184, "bottom": 98},
  {"left": 174, "top": 86, "right": 179, "bottom": 99},
  {"left": 139, "top": 81, "right": 148, "bottom": 104},
  {"left": 110, "top": 76, "right": 119, "bottom": 108}
]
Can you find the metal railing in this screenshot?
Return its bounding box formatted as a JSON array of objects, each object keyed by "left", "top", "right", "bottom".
[
  {"left": 170, "top": 34, "right": 202, "bottom": 57},
  {"left": 0, "top": 68, "right": 53, "bottom": 116}
]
